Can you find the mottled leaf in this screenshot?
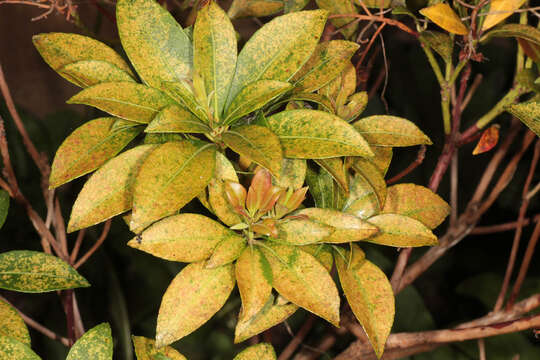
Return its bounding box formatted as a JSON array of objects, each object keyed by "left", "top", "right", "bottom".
[
  {"left": 420, "top": 3, "right": 468, "bottom": 35},
  {"left": 353, "top": 115, "right": 432, "bottom": 146},
  {"left": 233, "top": 343, "right": 276, "bottom": 360},
  {"left": 506, "top": 101, "right": 540, "bottom": 137},
  {"left": 315, "top": 157, "right": 348, "bottom": 191},
  {"left": 343, "top": 173, "right": 380, "bottom": 219},
  {"left": 132, "top": 336, "right": 187, "bottom": 360},
  {"left": 0, "top": 250, "right": 89, "bottom": 292},
  {"left": 277, "top": 218, "right": 334, "bottom": 245},
  {"left": 273, "top": 159, "right": 306, "bottom": 189},
  {"left": 366, "top": 214, "right": 438, "bottom": 247},
  {"left": 284, "top": 0, "right": 310, "bottom": 12},
  {"left": 66, "top": 323, "right": 113, "bottom": 360},
  {"left": 228, "top": 0, "right": 283, "bottom": 19},
  {"left": 483, "top": 24, "right": 540, "bottom": 46},
  {"left": 361, "top": 0, "right": 391, "bottom": 8},
  {"left": 473, "top": 125, "right": 500, "bottom": 155},
  {"left": 419, "top": 31, "right": 453, "bottom": 63},
  {"left": 0, "top": 299, "right": 30, "bottom": 345},
  {"left": 300, "top": 244, "right": 334, "bottom": 271},
  {"left": 338, "top": 92, "right": 369, "bottom": 122},
  {"left": 205, "top": 154, "right": 242, "bottom": 226},
  {"left": 160, "top": 81, "right": 209, "bottom": 122},
  {"left": 306, "top": 167, "right": 346, "bottom": 210},
  {"left": 282, "top": 93, "right": 334, "bottom": 113},
  {"left": 0, "top": 336, "right": 40, "bottom": 360},
  {"left": 58, "top": 60, "right": 135, "bottom": 88},
  {"left": 351, "top": 157, "right": 387, "bottom": 210},
  {"left": 319, "top": 62, "right": 356, "bottom": 110},
  {"left": 0, "top": 190, "right": 9, "bottom": 230},
  {"left": 481, "top": 0, "right": 527, "bottom": 31},
  {"left": 315, "top": 0, "right": 358, "bottom": 39},
  {"left": 236, "top": 248, "right": 273, "bottom": 320},
  {"left": 206, "top": 235, "right": 247, "bottom": 268},
  {"left": 145, "top": 105, "right": 210, "bottom": 133},
  {"left": 366, "top": 146, "right": 393, "bottom": 176}
]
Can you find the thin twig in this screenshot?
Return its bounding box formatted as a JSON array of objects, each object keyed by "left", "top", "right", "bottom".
[
  {"left": 70, "top": 229, "right": 86, "bottom": 265},
  {"left": 386, "top": 145, "right": 427, "bottom": 185},
  {"left": 74, "top": 220, "right": 112, "bottom": 269},
  {"left": 278, "top": 315, "right": 315, "bottom": 360},
  {"left": 471, "top": 215, "right": 540, "bottom": 234},
  {"left": 328, "top": 14, "right": 418, "bottom": 37}
]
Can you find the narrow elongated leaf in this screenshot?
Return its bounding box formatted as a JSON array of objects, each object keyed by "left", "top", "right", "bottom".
[
  {"left": 206, "top": 235, "right": 247, "bottom": 268},
  {"left": 419, "top": 31, "right": 453, "bottom": 63},
  {"left": 277, "top": 218, "right": 334, "bottom": 245},
  {"left": 366, "top": 214, "right": 438, "bottom": 247},
  {"left": 0, "top": 336, "right": 40, "bottom": 360},
  {"left": 50, "top": 118, "right": 142, "bottom": 188},
  {"left": 146, "top": 105, "right": 210, "bottom": 134},
  {"left": 222, "top": 125, "right": 283, "bottom": 176},
  {"left": 0, "top": 190, "right": 9, "bottom": 229},
  {"left": 343, "top": 174, "right": 380, "bottom": 219},
  {"left": 0, "top": 299, "right": 30, "bottom": 345},
  {"left": 205, "top": 154, "right": 242, "bottom": 226},
  {"left": 482, "top": 24, "right": 540, "bottom": 46},
  {"left": 353, "top": 115, "right": 432, "bottom": 146},
  {"left": 233, "top": 343, "right": 276, "bottom": 360},
  {"left": 226, "top": 10, "right": 327, "bottom": 107},
  {"left": 273, "top": 159, "right": 306, "bottom": 189},
  {"left": 156, "top": 262, "right": 235, "bottom": 346},
  {"left": 117, "top": 0, "right": 192, "bottom": 88},
  {"left": 59, "top": 60, "right": 135, "bottom": 88},
  {"left": 236, "top": 248, "right": 273, "bottom": 320},
  {"left": 68, "top": 83, "right": 172, "bottom": 124},
  {"left": 228, "top": 0, "right": 283, "bottom": 19},
  {"left": 263, "top": 109, "right": 373, "bottom": 158},
  {"left": 315, "top": 0, "right": 358, "bottom": 38},
  {"left": 128, "top": 214, "right": 242, "bottom": 262},
  {"left": 133, "top": 336, "right": 187, "bottom": 360},
  {"left": 351, "top": 158, "right": 387, "bottom": 210},
  {"left": 131, "top": 142, "right": 215, "bottom": 232},
  {"left": 68, "top": 145, "right": 157, "bottom": 232},
  {"left": 315, "top": 157, "right": 348, "bottom": 191},
  {"left": 66, "top": 323, "right": 113, "bottom": 360},
  {"left": 506, "top": 101, "right": 540, "bottom": 137},
  {"left": 261, "top": 243, "right": 340, "bottom": 325},
  {"left": 0, "top": 251, "right": 89, "bottom": 292},
  {"left": 336, "top": 247, "right": 394, "bottom": 359},
  {"left": 419, "top": 3, "right": 468, "bottom": 35},
  {"left": 482, "top": 0, "right": 527, "bottom": 31},
  {"left": 160, "top": 81, "right": 209, "bottom": 122}
]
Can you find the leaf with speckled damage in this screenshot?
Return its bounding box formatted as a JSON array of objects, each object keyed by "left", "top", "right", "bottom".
[
  {"left": 0, "top": 251, "right": 89, "bottom": 292},
  {"left": 58, "top": 60, "right": 135, "bottom": 88},
  {"left": 315, "top": 0, "right": 358, "bottom": 39},
  {"left": 132, "top": 336, "right": 187, "bottom": 360},
  {"left": 0, "top": 299, "right": 30, "bottom": 345},
  {"left": 272, "top": 158, "right": 306, "bottom": 189},
  {"left": 66, "top": 323, "right": 113, "bottom": 360},
  {"left": 506, "top": 101, "right": 540, "bottom": 137},
  {"left": 0, "top": 190, "right": 8, "bottom": 230},
  {"left": 145, "top": 105, "right": 210, "bottom": 134},
  {"left": 233, "top": 343, "right": 276, "bottom": 360},
  {"left": 353, "top": 115, "right": 432, "bottom": 147},
  {"left": 366, "top": 214, "right": 438, "bottom": 247},
  {"left": 0, "top": 335, "right": 40, "bottom": 360},
  {"left": 228, "top": 0, "right": 283, "bottom": 19}
]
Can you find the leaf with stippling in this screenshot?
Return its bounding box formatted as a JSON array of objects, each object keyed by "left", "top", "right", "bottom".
[
  {"left": 273, "top": 159, "right": 306, "bottom": 190},
  {"left": 128, "top": 214, "right": 242, "bottom": 262},
  {"left": 473, "top": 125, "right": 500, "bottom": 155},
  {"left": 319, "top": 62, "right": 356, "bottom": 110},
  {"left": 419, "top": 31, "right": 453, "bottom": 63},
  {"left": 336, "top": 246, "right": 394, "bottom": 359},
  {"left": 293, "top": 40, "right": 360, "bottom": 93},
  {"left": 236, "top": 248, "right": 273, "bottom": 320},
  {"left": 68, "top": 83, "right": 172, "bottom": 124},
  {"left": 297, "top": 208, "right": 379, "bottom": 243},
  {"left": 420, "top": 3, "right": 468, "bottom": 35},
  {"left": 277, "top": 218, "right": 334, "bottom": 245},
  {"left": 205, "top": 154, "right": 242, "bottom": 226},
  {"left": 300, "top": 244, "right": 333, "bottom": 271},
  {"left": 338, "top": 92, "right": 368, "bottom": 122},
  {"left": 482, "top": 24, "right": 540, "bottom": 47},
  {"left": 156, "top": 262, "right": 235, "bottom": 347},
  {"left": 228, "top": 0, "right": 283, "bottom": 19},
  {"left": 68, "top": 145, "right": 157, "bottom": 232},
  {"left": 132, "top": 336, "right": 187, "bottom": 360},
  {"left": 58, "top": 60, "right": 135, "bottom": 88},
  {"left": 283, "top": 93, "right": 334, "bottom": 113},
  {"left": 506, "top": 101, "right": 540, "bottom": 137},
  {"left": 160, "top": 81, "right": 209, "bottom": 122},
  {"left": 481, "top": 0, "right": 527, "bottom": 31},
  {"left": 305, "top": 167, "right": 346, "bottom": 210},
  {"left": 284, "top": 0, "right": 310, "bottom": 12},
  {"left": 366, "top": 214, "right": 438, "bottom": 247},
  {"left": 116, "top": 0, "right": 192, "bottom": 89},
  {"left": 351, "top": 158, "right": 387, "bottom": 212},
  {"left": 315, "top": 0, "right": 358, "bottom": 39},
  {"left": 131, "top": 141, "right": 215, "bottom": 232},
  {"left": 343, "top": 173, "right": 380, "bottom": 219},
  {"left": 146, "top": 105, "right": 210, "bottom": 134},
  {"left": 222, "top": 125, "right": 283, "bottom": 176},
  {"left": 360, "top": 0, "right": 391, "bottom": 8},
  {"left": 0, "top": 251, "right": 89, "bottom": 292},
  {"left": 233, "top": 343, "right": 276, "bottom": 360},
  {"left": 261, "top": 243, "right": 340, "bottom": 325},
  {"left": 206, "top": 235, "right": 246, "bottom": 268},
  {"left": 194, "top": 1, "right": 237, "bottom": 118},
  {"left": 0, "top": 299, "right": 30, "bottom": 345},
  {"left": 66, "top": 323, "right": 113, "bottom": 360},
  {"left": 50, "top": 118, "right": 142, "bottom": 188},
  {"left": 226, "top": 10, "right": 327, "bottom": 107},
  {"left": 315, "top": 157, "right": 348, "bottom": 192},
  {"left": 353, "top": 115, "right": 432, "bottom": 147},
  {"left": 225, "top": 80, "right": 292, "bottom": 124},
  {"left": 365, "top": 146, "right": 393, "bottom": 176},
  {"left": 0, "top": 336, "right": 40, "bottom": 360},
  {"left": 0, "top": 190, "right": 9, "bottom": 230},
  {"left": 262, "top": 109, "right": 373, "bottom": 158}
]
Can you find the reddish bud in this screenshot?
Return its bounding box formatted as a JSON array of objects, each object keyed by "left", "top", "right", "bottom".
[
  {"left": 224, "top": 181, "right": 247, "bottom": 210},
  {"left": 473, "top": 125, "right": 499, "bottom": 155},
  {"left": 277, "top": 187, "right": 308, "bottom": 216},
  {"left": 246, "top": 168, "right": 272, "bottom": 214},
  {"left": 252, "top": 218, "right": 278, "bottom": 238},
  {"left": 260, "top": 187, "right": 285, "bottom": 213}
]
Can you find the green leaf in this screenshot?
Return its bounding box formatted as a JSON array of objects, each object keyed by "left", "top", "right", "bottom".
[
  {"left": 145, "top": 105, "right": 210, "bottom": 134},
  {"left": 128, "top": 213, "right": 242, "bottom": 262},
  {"left": 297, "top": 208, "right": 379, "bottom": 243},
  {"left": 315, "top": 157, "right": 349, "bottom": 191},
  {"left": 506, "top": 101, "right": 540, "bottom": 137},
  {"left": 116, "top": 0, "right": 192, "bottom": 89},
  {"left": 315, "top": 0, "right": 358, "bottom": 39},
  {"left": 0, "top": 190, "right": 9, "bottom": 230},
  {"left": 58, "top": 60, "right": 135, "bottom": 88},
  {"left": 68, "top": 145, "right": 157, "bottom": 232},
  {"left": 66, "top": 323, "right": 113, "bottom": 360},
  {"left": 222, "top": 125, "right": 283, "bottom": 176},
  {"left": 226, "top": 10, "right": 328, "bottom": 107},
  {"left": 366, "top": 214, "right": 438, "bottom": 247},
  {"left": 300, "top": 244, "right": 334, "bottom": 272},
  {"left": 0, "top": 299, "right": 30, "bottom": 345},
  {"left": 205, "top": 235, "right": 247, "bottom": 268},
  {"left": 68, "top": 83, "right": 172, "bottom": 124},
  {"left": 228, "top": 0, "right": 283, "bottom": 19},
  {"left": 50, "top": 118, "right": 142, "bottom": 188},
  {"left": 233, "top": 343, "right": 276, "bottom": 360},
  {"left": 276, "top": 218, "right": 334, "bottom": 245},
  {"left": 262, "top": 109, "right": 373, "bottom": 158},
  {"left": 419, "top": 31, "right": 453, "bottom": 63},
  {"left": 353, "top": 115, "right": 432, "bottom": 146},
  {"left": 335, "top": 246, "right": 394, "bottom": 359},
  {"left": 382, "top": 184, "right": 450, "bottom": 229},
  {"left": 236, "top": 248, "right": 273, "bottom": 320},
  {"left": 482, "top": 24, "right": 540, "bottom": 46},
  {"left": 284, "top": 0, "right": 310, "bottom": 13},
  {"left": 156, "top": 262, "right": 235, "bottom": 346},
  {"left": 293, "top": 40, "right": 359, "bottom": 93},
  {"left": 0, "top": 335, "right": 40, "bottom": 360},
  {"left": 261, "top": 243, "right": 340, "bottom": 325},
  {"left": 132, "top": 336, "right": 187, "bottom": 360},
  {"left": 343, "top": 173, "right": 380, "bottom": 219},
  {"left": 305, "top": 166, "right": 346, "bottom": 210},
  {"left": 350, "top": 157, "right": 387, "bottom": 210},
  {"left": 360, "top": 0, "right": 391, "bottom": 8},
  {"left": 131, "top": 141, "right": 216, "bottom": 232},
  {"left": 0, "top": 250, "right": 89, "bottom": 292},
  {"left": 160, "top": 81, "right": 209, "bottom": 122},
  {"left": 273, "top": 159, "right": 306, "bottom": 189}
]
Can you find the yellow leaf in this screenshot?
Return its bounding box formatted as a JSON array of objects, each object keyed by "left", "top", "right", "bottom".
[
  {"left": 233, "top": 343, "right": 276, "bottom": 360},
  {"left": 132, "top": 336, "right": 187, "bottom": 360},
  {"left": 366, "top": 214, "right": 438, "bottom": 247},
  {"left": 277, "top": 218, "right": 334, "bottom": 245},
  {"left": 420, "top": 3, "right": 469, "bottom": 35},
  {"left": 353, "top": 115, "right": 432, "bottom": 147},
  {"left": 228, "top": 0, "right": 283, "bottom": 19},
  {"left": 482, "top": 0, "right": 527, "bottom": 31},
  {"left": 0, "top": 299, "right": 30, "bottom": 346},
  {"left": 145, "top": 105, "right": 210, "bottom": 134},
  {"left": 206, "top": 235, "right": 246, "bottom": 268},
  {"left": 236, "top": 248, "right": 273, "bottom": 320}
]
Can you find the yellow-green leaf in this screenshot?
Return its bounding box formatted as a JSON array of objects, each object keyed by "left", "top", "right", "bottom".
[
  {"left": 236, "top": 248, "right": 273, "bottom": 320},
  {"left": 131, "top": 141, "right": 215, "bottom": 232},
  {"left": 306, "top": 167, "right": 347, "bottom": 210},
  {"left": 50, "top": 118, "right": 142, "bottom": 188},
  {"left": 263, "top": 109, "right": 373, "bottom": 158},
  {"left": 58, "top": 60, "right": 135, "bottom": 88},
  {"left": 273, "top": 159, "right": 306, "bottom": 189},
  {"left": 338, "top": 91, "right": 369, "bottom": 122},
  {"left": 160, "top": 81, "right": 209, "bottom": 122},
  {"left": 0, "top": 250, "right": 89, "bottom": 292},
  {"left": 482, "top": 24, "right": 540, "bottom": 46},
  {"left": 366, "top": 146, "right": 393, "bottom": 176},
  {"left": 128, "top": 214, "right": 242, "bottom": 262},
  {"left": 0, "top": 299, "right": 30, "bottom": 345},
  {"left": 351, "top": 157, "right": 387, "bottom": 210},
  {"left": 506, "top": 101, "right": 540, "bottom": 137},
  {"left": 233, "top": 343, "right": 276, "bottom": 360},
  {"left": 419, "top": 31, "right": 453, "bottom": 63},
  {"left": 482, "top": 0, "right": 527, "bottom": 31},
  {"left": 382, "top": 184, "right": 450, "bottom": 229},
  {"left": 0, "top": 190, "right": 8, "bottom": 230},
  {"left": 336, "top": 246, "right": 394, "bottom": 359},
  {"left": 319, "top": 61, "right": 356, "bottom": 110},
  {"left": 343, "top": 173, "right": 380, "bottom": 219},
  {"left": 206, "top": 235, "right": 247, "bottom": 268},
  {"left": 117, "top": 0, "right": 192, "bottom": 88},
  {"left": 228, "top": 0, "right": 283, "bottom": 19},
  {"left": 66, "top": 323, "right": 113, "bottom": 360},
  {"left": 300, "top": 244, "right": 334, "bottom": 271},
  {"left": 420, "top": 3, "right": 468, "bottom": 35},
  {"left": 145, "top": 105, "right": 210, "bottom": 134},
  {"left": 132, "top": 336, "right": 187, "bottom": 360},
  {"left": 366, "top": 214, "right": 438, "bottom": 247},
  {"left": 261, "top": 243, "right": 340, "bottom": 325},
  {"left": 315, "top": 0, "right": 358, "bottom": 39},
  {"left": 315, "top": 157, "right": 349, "bottom": 191},
  {"left": 277, "top": 218, "right": 334, "bottom": 245},
  {"left": 156, "top": 262, "right": 235, "bottom": 346},
  {"left": 360, "top": 0, "right": 391, "bottom": 8},
  {"left": 0, "top": 336, "right": 40, "bottom": 360},
  {"left": 353, "top": 115, "right": 432, "bottom": 147},
  {"left": 205, "top": 154, "right": 242, "bottom": 226},
  {"left": 68, "top": 82, "right": 172, "bottom": 124},
  {"left": 284, "top": 0, "right": 310, "bottom": 13},
  {"left": 68, "top": 145, "right": 157, "bottom": 232}
]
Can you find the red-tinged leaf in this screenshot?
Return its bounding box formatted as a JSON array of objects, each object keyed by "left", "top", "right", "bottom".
[{"left": 473, "top": 125, "right": 500, "bottom": 155}]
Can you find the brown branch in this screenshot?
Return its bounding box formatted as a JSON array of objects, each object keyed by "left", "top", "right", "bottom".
[
  {"left": 386, "top": 145, "right": 426, "bottom": 185},
  {"left": 70, "top": 229, "right": 86, "bottom": 265},
  {"left": 278, "top": 315, "right": 315, "bottom": 360},
  {"left": 328, "top": 14, "right": 418, "bottom": 37},
  {"left": 74, "top": 220, "right": 112, "bottom": 269},
  {"left": 471, "top": 215, "right": 540, "bottom": 234}
]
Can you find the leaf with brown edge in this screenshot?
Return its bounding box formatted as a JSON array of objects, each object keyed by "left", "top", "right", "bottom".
[
  {"left": 382, "top": 184, "right": 450, "bottom": 229},
  {"left": 222, "top": 125, "right": 283, "bottom": 176},
  {"left": 262, "top": 109, "right": 373, "bottom": 159},
  {"left": 0, "top": 299, "right": 30, "bottom": 346},
  {"left": 343, "top": 173, "right": 380, "bottom": 219},
  {"left": 131, "top": 141, "right": 216, "bottom": 233},
  {"left": 145, "top": 105, "right": 210, "bottom": 134},
  {"left": 156, "top": 262, "right": 235, "bottom": 347},
  {"left": 297, "top": 208, "right": 379, "bottom": 243},
  {"left": 315, "top": 157, "right": 348, "bottom": 192},
  {"left": 300, "top": 244, "right": 333, "bottom": 271},
  {"left": 50, "top": 118, "right": 142, "bottom": 188},
  {"left": 68, "top": 82, "right": 172, "bottom": 124},
  {"left": 261, "top": 243, "right": 340, "bottom": 325},
  {"left": 353, "top": 115, "right": 432, "bottom": 147},
  {"left": 366, "top": 214, "right": 438, "bottom": 247},
  {"left": 276, "top": 218, "right": 334, "bottom": 245},
  {"left": 132, "top": 336, "right": 187, "bottom": 360},
  {"left": 473, "top": 125, "right": 500, "bottom": 155},
  {"left": 66, "top": 323, "right": 113, "bottom": 360},
  {"left": 127, "top": 214, "right": 242, "bottom": 262},
  {"left": 481, "top": 0, "right": 527, "bottom": 31},
  {"left": 233, "top": 343, "right": 276, "bottom": 360},
  {"left": 335, "top": 245, "right": 394, "bottom": 359},
  {"left": 58, "top": 60, "right": 135, "bottom": 88},
  {"left": 273, "top": 159, "right": 306, "bottom": 190},
  {"left": 315, "top": 0, "right": 358, "bottom": 39},
  {"left": 116, "top": 0, "right": 192, "bottom": 89},
  {"left": 419, "top": 3, "right": 468, "bottom": 35},
  {"left": 206, "top": 235, "right": 246, "bottom": 268},
  {"left": 0, "top": 336, "right": 40, "bottom": 360},
  {"left": 68, "top": 145, "right": 157, "bottom": 232},
  {"left": 228, "top": 0, "right": 283, "bottom": 19},
  {"left": 236, "top": 248, "right": 273, "bottom": 320},
  {"left": 506, "top": 101, "right": 540, "bottom": 137}
]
